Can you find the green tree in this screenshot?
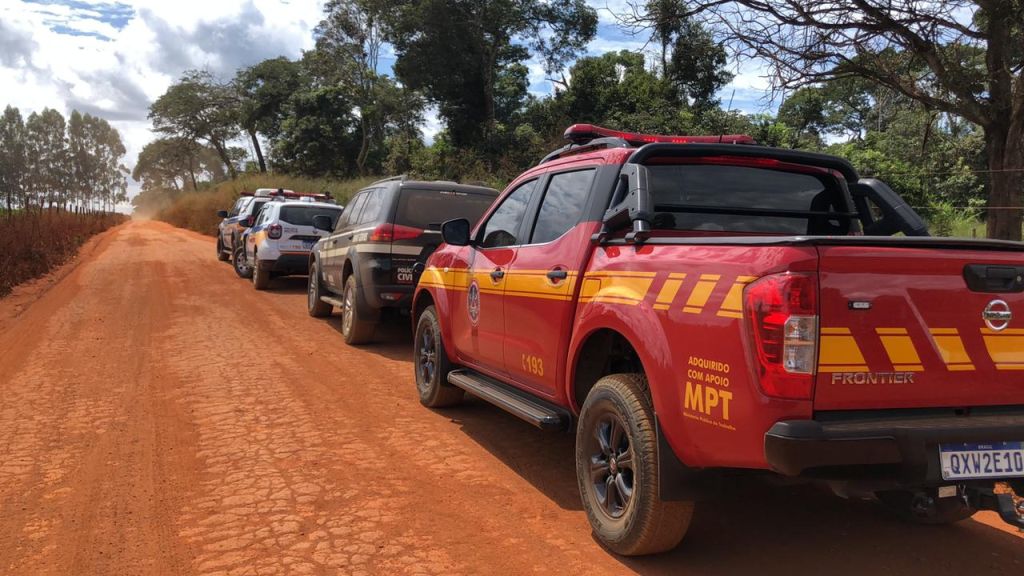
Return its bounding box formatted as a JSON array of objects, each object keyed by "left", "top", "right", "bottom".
[
  {"left": 687, "top": 0, "right": 1024, "bottom": 239},
  {"left": 234, "top": 57, "right": 306, "bottom": 172},
  {"left": 272, "top": 86, "right": 360, "bottom": 177},
  {"left": 382, "top": 0, "right": 597, "bottom": 147},
  {"left": 24, "top": 108, "right": 69, "bottom": 210},
  {"left": 0, "top": 106, "right": 27, "bottom": 215},
  {"left": 149, "top": 70, "right": 241, "bottom": 180}
]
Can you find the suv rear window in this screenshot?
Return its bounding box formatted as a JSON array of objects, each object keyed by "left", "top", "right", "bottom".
[
  {"left": 647, "top": 164, "right": 854, "bottom": 234},
  {"left": 279, "top": 205, "right": 343, "bottom": 227},
  {"left": 395, "top": 189, "right": 495, "bottom": 230}
]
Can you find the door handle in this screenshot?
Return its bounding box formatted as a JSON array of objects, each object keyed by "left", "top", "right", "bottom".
[
  {"left": 490, "top": 268, "right": 505, "bottom": 281},
  {"left": 546, "top": 269, "right": 568, "bottom": 281}
]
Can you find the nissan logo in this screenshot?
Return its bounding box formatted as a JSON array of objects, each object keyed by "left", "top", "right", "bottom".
[{"left": 983, "top": 299, "right": 1012, "bottom": 332}]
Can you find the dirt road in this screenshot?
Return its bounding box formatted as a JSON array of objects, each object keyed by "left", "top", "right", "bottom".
[{"left": 0, "top": 220, "right": 1020, "bottom": 575}]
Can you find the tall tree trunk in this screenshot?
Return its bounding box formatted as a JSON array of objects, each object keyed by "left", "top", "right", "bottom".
[
  {"left": 212, "top": 140, "right": 237, "bottom": 179},
  {"left": 188, "top": 156, "right": 198, "bottom": 190},
  {"left": 249, "top": 129, "right": 267, "bottom": 173},
  {"left": 984, "top": 122, "right": 1024, "bottom": 241},
  {"left": 356, "top": 117, "right": 370, "bottom": 177}
]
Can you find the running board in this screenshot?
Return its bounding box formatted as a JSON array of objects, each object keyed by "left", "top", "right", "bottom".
[
  {"left": 447, "top": 370, "right": 570, "bottom": 431},
  {"left": 320, "top": 296, "right": 344, "bottom": 307}
]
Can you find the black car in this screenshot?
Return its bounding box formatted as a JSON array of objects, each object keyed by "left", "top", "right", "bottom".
[{"left": 307, "top": 176, "right": 498, "bottom": 344}]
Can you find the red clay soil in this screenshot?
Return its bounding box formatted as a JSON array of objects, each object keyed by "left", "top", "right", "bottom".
[{"left": 0, "top": 220, "right": 1020, "bottom": 575}]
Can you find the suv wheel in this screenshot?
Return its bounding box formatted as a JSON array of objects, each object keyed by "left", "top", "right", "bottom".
[
  {"left": 252, "top": 253, "right": 270, "bottom": 290},
  {"left": 576, "top": 373, "right": 694, "bottom": 556},
  {"left": 216, "top": 236, "right": 229, "bottom": 261},
  {"left": 341, "top": 275, "right": 374, "bottom": 344},
  {"left": 414, "top": 305, "right": 464, "bottom": 407},
  {"left": 232, "top": 246, "right": 252, "bottom": 279},
  {"left": 307, "top": 261, "right": 332, "bottom": 317}
]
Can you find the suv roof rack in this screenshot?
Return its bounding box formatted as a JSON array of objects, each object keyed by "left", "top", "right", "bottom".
[
  {"left": 370, "top": 175, "right": 408, "bottom": 186},
  {"left": 539, "top": 124, "right": 757, "bottom": 165}
]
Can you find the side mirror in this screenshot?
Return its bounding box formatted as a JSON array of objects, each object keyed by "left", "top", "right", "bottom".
[
  {"left": 240, "top": 216, "right": 255, "bottom": 228},
  {"left": 441, "top": 218, "right": 472, "bottom": 246},
  {"left": 216, "top": 210, "right": 228, "bottom": 218},
  {"left": 312, "top": 214, "right": 333, "bottom": 232}
]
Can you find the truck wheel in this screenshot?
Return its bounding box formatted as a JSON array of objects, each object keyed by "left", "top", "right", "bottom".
[
  {"left": 341, "top": 275, "right": 375, "bottom": 344},
  {"left": 252, "top": 257, "right": 270, "bottom": 290},
  {"left": 875, "top": 490, "right": 977, "bottom": 525},
  {"left": 216, "top": 237, "right": 229, "bottom": 261},
  {"left": 576, "top": 373, "right": 694, "bottom": 556},
  {"left": 232, "top": 246, "right": 252, "bottom": 279},
  {"left": 307, "top": 261, "right": 332, "bottom": 317},
  {"left": 414, "top": 305, "right": 464, "bottom": 407}
]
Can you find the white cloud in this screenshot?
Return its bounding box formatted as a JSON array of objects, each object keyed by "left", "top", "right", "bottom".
[{"left": 0, "top": 0, "right": 324, "bottom": 206}]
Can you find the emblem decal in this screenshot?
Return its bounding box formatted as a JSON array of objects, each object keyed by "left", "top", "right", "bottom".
[
  {"left": 467, "top": 280, "right": 481, "bottom": 325},
  {"left": 983, "top": 299, "right": 1012, "bottom": 332}
]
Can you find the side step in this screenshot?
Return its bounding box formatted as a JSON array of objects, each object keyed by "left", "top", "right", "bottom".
[
  {"left": 320, "top": 296, "right": 345, "bottom": 307},
  {"left": 447, "top": 370, "right": 571, "bottom": 431}
]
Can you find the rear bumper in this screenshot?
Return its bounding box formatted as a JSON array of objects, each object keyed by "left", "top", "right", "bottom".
[
  {"left": 261, "top": 253, "right": 310, "bottom": 274},
  {"left": 765, "top": 410, "right": 1024, "bottom": 484}
]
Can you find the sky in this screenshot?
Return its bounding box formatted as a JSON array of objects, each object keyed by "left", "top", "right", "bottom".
[{"left": 0, "top": 0, "right": 773, "bottom": 200}]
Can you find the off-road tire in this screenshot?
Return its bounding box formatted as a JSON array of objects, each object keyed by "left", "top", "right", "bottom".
[
  {"left": 216, "top": 237, "right": 229, "bottom": 261},
  {"left": 414, "top": 306, "right": 464, "bottom": 407},
  {"left": 307, "top": 261, "right": 333, "bottom": 317},
  {"left": 341, "top": 275, "right": 375, "bottom": 344},
  {"left": 576, "top": 373, "right": 694, "bottom": 556},
  {"left": 875, "top": 490, "right": 977, "bottom": 525},
  {"left": 252, "top": 256, "right": 270, "bottom": 290},
  {"left": 232, "top": 246, "right": 253, "bottom": 279}
]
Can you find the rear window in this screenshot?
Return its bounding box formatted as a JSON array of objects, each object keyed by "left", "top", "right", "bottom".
[
  {"left": 279, "top": 205, "right": 343, "bottom": 227},
  {"left": 647, "top": 164, "right": 854, "bottom": 234},
  {"left": 395, "top": 188, "right": 496, "bottom": 230}
]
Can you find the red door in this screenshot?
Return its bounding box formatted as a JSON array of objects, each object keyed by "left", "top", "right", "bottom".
[
  {"left": 503, "top": 168, "right": 598, "bottom": 401},
  {"left": 452, "top": 179, "right": 540, "bottom": 376}
]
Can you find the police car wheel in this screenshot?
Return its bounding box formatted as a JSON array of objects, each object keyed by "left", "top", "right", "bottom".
[
  {"left": 253, "top": 258, "right": 270, "bottom": 290},
  {"left": 414, "top": 306, "right": 463, "bottom": 408},
  {"left": 216, "top": 237, "right": 229, "bottom": 261},
  {"left": 341, "top": 275, "right": 374, "bottom": 344},
  {"left": 876, "top": 489, "right": 977, "bottom": 525},
  {"left": 232, "top": 246, "right": 252, "bottom": 279},
  {"left": 576, "top": 373, "right": 693, "bottom": 556},
  {"left": 308, "top": 262, "right": 332, "bottom": 317}
]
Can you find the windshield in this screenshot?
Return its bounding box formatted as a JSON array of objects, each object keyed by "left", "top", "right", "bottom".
[
  {"left": 646, "top": 164, "right": 855, "bottom": 235},
  {"left": 279, "top": 205, "right": 343, "bottom": 227},
  {"left": 396, "top": 189, "right": 496, "bottom": 230}
]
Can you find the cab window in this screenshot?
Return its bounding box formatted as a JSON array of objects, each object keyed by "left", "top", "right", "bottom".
[
  {"left": 230, "top": 197, "right": 248, "bottom": 216},
  {"left": 356, "top": 189, "right": 384, "bottom": 227},
  {"left": 479, "top": 180, "right": 538, "bottom": 249},
  {"left": 531, "top": 169, "right": 595, "bottom": 244},
  {"left": 337, "top": 192, "right": 367, "bottom": 232}
]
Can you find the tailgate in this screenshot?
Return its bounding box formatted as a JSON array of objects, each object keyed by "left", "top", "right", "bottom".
[{"left": 816, "top": 244, "right": 1024, "bottom": 410}]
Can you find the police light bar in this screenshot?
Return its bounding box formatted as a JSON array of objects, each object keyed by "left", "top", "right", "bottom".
[{"left": 563, "top": 124, "right": 756, "bottom": 146}]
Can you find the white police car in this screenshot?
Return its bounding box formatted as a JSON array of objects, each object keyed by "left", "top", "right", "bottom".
[{"left": 234, "top": 198, "right": 344, "bottom": 290}]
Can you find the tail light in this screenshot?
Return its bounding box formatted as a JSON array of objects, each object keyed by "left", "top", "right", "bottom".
[
  {"left": 268, "top": 224, "right": 283, "bottom": 239},
  {"left": 370, "top": 223, "right": 423, "bottom": 242},
  {"left": 744, "top": 273, "right": 818, "bottom": 400}
]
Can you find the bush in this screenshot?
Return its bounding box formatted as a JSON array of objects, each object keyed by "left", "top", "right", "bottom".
[{"left": 0, "top": 210, "right": 126, "bottom": 297}]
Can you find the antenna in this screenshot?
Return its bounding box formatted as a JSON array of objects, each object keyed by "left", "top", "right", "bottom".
[{"left": 719, "top": 88, "right": 737, "bottom": 144}]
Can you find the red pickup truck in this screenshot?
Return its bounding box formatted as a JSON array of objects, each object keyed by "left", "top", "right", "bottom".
[{"left": 411, "top": 124, "right": 1024, "bottom": 555}]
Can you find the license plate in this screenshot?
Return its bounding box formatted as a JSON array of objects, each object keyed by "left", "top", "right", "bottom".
[
  {"left": 302, "top": 240, "right": 315, "bottom": 249},
  {"left": 939, "top": 441, "right": 1024, "bottom": 480}
]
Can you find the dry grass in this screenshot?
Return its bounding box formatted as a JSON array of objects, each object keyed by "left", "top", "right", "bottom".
[
  {"left": 156, "top": 175, "right": 379, "bottom": 237},
  {"left": 0, "top": 210, "right": 126, "bottom": 297}
]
